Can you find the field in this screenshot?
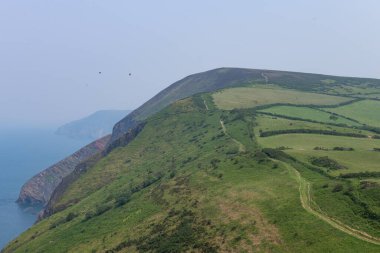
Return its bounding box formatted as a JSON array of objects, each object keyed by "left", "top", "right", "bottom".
[
  {"left": 212, "top": 86, "right": 352, "bottom": 110},
  {"left": 325, "top": 85, "right": 380, "bottom": 96},
  {"left": 326, "top": 100, "right": 380, "bottom": 127},
  {"left": 251, "top": 94, "right": 380, "bottom": 245},
  {"left": 258, "top": 134, "right": 380, "bottom": 175},
  {"left": 259, "top": 106, "right": 361, "bottom": 126},
  {"left": 254, "top": 115, "right": 370, "bottom": 136},
  {"left": 356, "top": 93, "right": 380, "bottom": 99}
]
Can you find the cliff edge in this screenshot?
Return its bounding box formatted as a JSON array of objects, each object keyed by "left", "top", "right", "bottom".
[{"left": 17, "top": 135, "right": 111, "bottom": 207}]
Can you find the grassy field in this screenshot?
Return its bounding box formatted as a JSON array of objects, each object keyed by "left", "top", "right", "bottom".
[
  {"left": 254, "top": 115, "right": 371, "bottom": 136},
  {"left": 212, "top": 87, "right": 352, "bottom": 110},
  {"left": 355, "top": 93, "right": 380, "bottom": 99},
  {"left": 259, "top": 106, "right": 361, "bottom": 126},
  {"left": 5, "top": 98, "right": 380, "bottom": 253},
  {"left": 325, "top": 85, "right": 380, "bottom": 96},
  {"left": 257, "top": 134, "right": 380, "bottom": 175},
  {"left": 326, "top": 100, "right": 380, "bottom": 127}
]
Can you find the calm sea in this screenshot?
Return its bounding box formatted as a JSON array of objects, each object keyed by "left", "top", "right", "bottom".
[{"left": 0, "top": 127, "right": 88, "bottom": 249}]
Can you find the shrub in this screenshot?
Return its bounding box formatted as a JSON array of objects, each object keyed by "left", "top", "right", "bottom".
[
  {"left": 310, "top": 156, "right": 346, "bottom": 170},
  {"left": 169, "top": 170, "right": 176, "bottom": 178},
  {"left": 65, "top": 212, "right": 77, "bottom": 222},
  {"left": 332, "top": 147, "right": 354, "bottom": 151},
  {"left": 332, "top": 184, "right": 344, "bottom": 192},
  {"left": 260, "top": 129, "right": 367, "bottom": 138},
  {"left": 360, "top": 181, "right": 379, "bottom": 189},
  {"left": 83, "top": 211, "right": 95, "bottom": 222},
  {"left": 340, "top": 171, "right": 380, "bottom": 179},
  {"left": 210, "top": 158, "right": 221, "bottom": 169},
  {"left": 115, "top": 194, "right": 131, "bottom": 207},
  {"left": 276, "top": 146, "right": 292, "bottom": 150}
]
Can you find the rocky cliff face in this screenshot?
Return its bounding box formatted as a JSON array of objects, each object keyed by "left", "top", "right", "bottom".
[
  {"left": 39, "top": 123, "right": 145, "bottom": 219},
  {"left": 17, "top": 135, "right": 111, "bottom": 207}
]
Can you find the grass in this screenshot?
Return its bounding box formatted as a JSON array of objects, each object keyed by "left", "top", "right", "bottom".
[
  {"left": 259, "top": 106, "right": 361, "bottom": 126},
  {"left": 5, "top": 99, "right": 380, "bottom": 253},
  {"left": 326, "top": 100, "right": 380, "bottom": 127},
  {"left": 212, "top": 86, "right": 352, "bottom": 110},
  {"left": 258, "top": 134, "right": 380, "bottom": 175},
  {"left": 254, "top": 115, "right": 369, "bottom": 136},
  {"left": 325, "top": 85, "right": 380, "bottom": 96}
]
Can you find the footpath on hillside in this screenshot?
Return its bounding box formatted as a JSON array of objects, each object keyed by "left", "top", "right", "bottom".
[
  {"left": 204, "top": 93, "right": 380, "bottom": 246},
  {"left": 278, "top": 160, "right": 380, "bottom": 246}
]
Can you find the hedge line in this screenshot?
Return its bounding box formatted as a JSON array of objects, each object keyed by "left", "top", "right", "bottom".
[
  {"left": 339, "top": 171, "right": 380, "bottom": 179},
  {"left": 259, "top": 129, "right": 368, "bottom": 138}
]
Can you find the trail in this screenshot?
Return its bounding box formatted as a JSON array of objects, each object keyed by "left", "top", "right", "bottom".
[
  {"left": 205, "top": 98, "right": 244, "bottom": 152},
  {"left": 261, "top": 72, "right": 269, "bottom": 84},
  {"left": 203, "top": 98, "right": 209, "bottom": 110},
  {"left": 215, "top": 105, "right": 378, "bottom": 245},
  {"left": 204, "top": 97, "right": 245, "bottom": 152},
  {"left": 220, "top": 120, "right": 246, "bottom": 152},
  {"left": 277, "top": 160, "right": 380, "bottom": 246}
]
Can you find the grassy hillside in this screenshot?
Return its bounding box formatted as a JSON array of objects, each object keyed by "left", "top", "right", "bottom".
[
  {"left": 111, "top": 68, "right": 380, "bottom": 142},
  {"left": 5, "top": 69, "right": 380, "bottom": 252}
]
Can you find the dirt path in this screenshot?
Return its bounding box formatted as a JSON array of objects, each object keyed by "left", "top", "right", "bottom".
[
  {"left": 203, "top": 99, "right": 209, "bottom": 110},
  {"left": 261, "top": 72, "right": 269, "bottom": 84},
  {"left": 278, "top": 161, "right": 380, "bottom": 246},
  {"left": 220, "top": 120, "right": 246, "bottom": 152}
]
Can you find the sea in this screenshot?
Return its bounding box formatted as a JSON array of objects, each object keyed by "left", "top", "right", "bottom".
[{"left": 0, "top": 127, "right": 88, "bottom": 249}]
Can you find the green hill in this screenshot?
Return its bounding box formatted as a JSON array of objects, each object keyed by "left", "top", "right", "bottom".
[
  {"left": 4, "top": 68, "right": 380, "bottom": 252},
  {"left": 110, "top": 68, "right": 380, "bottom": 142}
]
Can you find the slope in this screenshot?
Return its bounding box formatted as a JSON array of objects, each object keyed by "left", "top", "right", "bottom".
[
  {"left": 4, "top": 95, "right": 380, "bottom": 253},
  {"left": 111, "top": 68, "right": 380, "bottom": 142},
  {"left": 17, "top": 135, "right": 111, "bottom": 207}
]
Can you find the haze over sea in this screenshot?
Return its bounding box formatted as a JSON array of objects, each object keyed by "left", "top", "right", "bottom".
[{"left": 0, "top": 127, "right": 88, "bottom": 248}]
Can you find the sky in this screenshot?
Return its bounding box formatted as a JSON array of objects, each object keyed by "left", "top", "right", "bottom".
[{"left": 1, "top": 0, "right": 380, "bottom": 127}]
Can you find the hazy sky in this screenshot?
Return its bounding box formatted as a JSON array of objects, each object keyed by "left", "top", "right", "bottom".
[{"left": 1, "top": 0, "right": 379, "bottom": 127}]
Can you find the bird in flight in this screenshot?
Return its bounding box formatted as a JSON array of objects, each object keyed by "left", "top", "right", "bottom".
[{"left": 99, "top": 71, "right": 102, "bottom": 74}]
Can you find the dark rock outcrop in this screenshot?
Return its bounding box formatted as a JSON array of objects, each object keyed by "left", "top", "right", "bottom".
[{"left": 17, "top": 135, "right": 111, "bottom": 207}]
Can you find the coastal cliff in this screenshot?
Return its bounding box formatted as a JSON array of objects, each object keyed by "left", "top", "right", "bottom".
[
  {"left": 39, "top": 123, "right": 145, "bottom": 219},
  {"left": 17, "top": 135, "right": 111, "bottom": 207}
]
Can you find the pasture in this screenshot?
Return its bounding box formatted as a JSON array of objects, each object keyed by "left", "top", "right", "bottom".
[
  {"left": 212, "top": 87, "right": 352, "bottom": 110},
  {"left": 259, "top": 106, "right": 361, "bottom": 126},
  {"left": 326, "top": 100, "right": 380, "bottom": 128},
  {"left": 254, "top": 115, "right": 370, "bottom": 136},
  {"left": 257, "top": 133, "right": 380, "bottom": 175}
]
